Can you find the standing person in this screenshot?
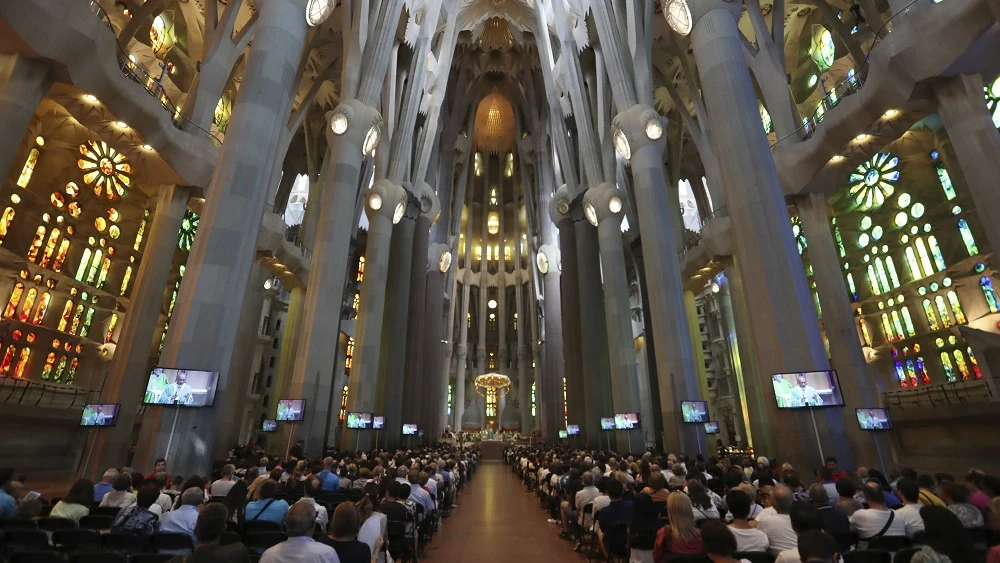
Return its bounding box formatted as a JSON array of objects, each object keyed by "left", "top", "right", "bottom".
[
  {"left": 260, "top": 503, "right": 339, "bottom": 563},
  {"left": 145, "top": 368, "right": 169, "bottom": 404},
  {"left": 50, "top": 479, "right": 94, "bottom": 524},
  {"left": 168, "top": 503, "right": 250, "bottom": 563},
  {"left": 789, "top": 374, "right": 823, "bottom": 406},
  {"left": 161, "top": 370, "right": 194, "bottom": 405},
  {"left": 289, "top": 439, "right": 305, "bottom": 459},
  {"left": 146, "top": 458, "right": 171, "bottom": 481}
]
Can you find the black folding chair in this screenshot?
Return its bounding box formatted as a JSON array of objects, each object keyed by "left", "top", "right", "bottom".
[
  {"left": 867, "top": 535, "right": 909, "bottom": 552},
  {"left": 36, "top": 518, "right": 77, "bottom": 533},
  {"left": 0, "top": 519, "right": 38, "bottom": 530},
  {"left": 70, "top": 552, "right": 128, "bottom": 563},
  {"left": 151, "top": 532, "right": 194, "bottom": 554},
  {"left": 603, "top": 521, "right": 630, "bottom": 563},
  {"left": 831, "top": 531, "right": 856, "bottom": 553},
  {"left": 893, "top": 546, "right": 921, "bottom": 563},
  {"left": 843, "top": 550, "right": 892, "bottom": 563},
  {"left": 94, "top": 506, "right": 123, "bottom": 518},
  {"left": 968, "top": 526, "right": 999, "bottom": 549},
  {"left": 52, "top": 529, "right": 102, "bottom": 552},
  {"left": 101, "top": 532, "right": 149, "bottom": 554},
  {"left": 734, "top": 552, "right": 774, "bottom": 563},
  {"left": 220, "top": 532, "right": 243, "bottom": 545},
  {"left": 8, "top": 550, "right": 66, "bottom": 563},
  {"left": 667, "top": 556, "right": 712, "bottom": 563},
  {"left": 386, "top": 519, "right": 407, "bottom": 562},
  {"left": 78, "top": 515, "right": 113, "bottom": 531},
  {"left": 4, "top": 529, "right": 51, "bottom": 553},
  {"left": 131, "top": 555, "right": 176, "bottom": 563},
  {"left": 245, "top": 531, "right": 287, "bottom": 555},
  {"left": 243, "top": 519, "right": 283, "bottom": 537}
]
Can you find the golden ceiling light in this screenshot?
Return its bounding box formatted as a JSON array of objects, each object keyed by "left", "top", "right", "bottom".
[
  {"left": 474, "top": 93, "right": 516, "bottom": 155},
  {"left": 477, "top": 17, "right": 514, "bottom": 53},
  {"left": 474, "top": 373, "right": 512, "bottom": 397}
]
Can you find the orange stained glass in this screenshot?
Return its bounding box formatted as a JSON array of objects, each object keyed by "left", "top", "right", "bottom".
[
  {"left": 0, "top": 207, "right": 15, "bottom": 243},
  {"left": 69, "top": 304, "right": 85, "bottom": 335},
  {"left": 53, "top": 239, "right": 71, "bottom": 272},
  {"left": 53, "top": 355, "right": 67, "bottom": 381},
  {"left": 0, "top": 345, "right": 15, "bottom": 375},
  {"left": 13, "top": 348, "right": 30, "bottom": 378},
  {"left": 4, "top": 283, "right": 24, "bottom": 318},
  {"left": 66, "top": 357, "right": 79, "bottom": 384},
  {"left": 120, "top": 266, "right": 133, "bottom": 296},
  {"left": 32, "top": 291, "right": 50, "bottom": 325},
  {"left": 39, "top": 228, "right": 61, "bottom": 268},
  {"left": 26, "top": 225, "right": 46, "bottom": 262},
  {"left": 96, "top": 257, "right": 111, "bottom": 289},
  {"left": 57, "top": 300, "right": 73, "bottom": 332},
  {"left": 105, "top": 313, "right": 118, "bottom": 343},
  {"left": 17, "top": 288, "right": 37, "bottom": 322},
  {"left": 40, "top": 352, "right": 56, "bottom": 380},
  {"left": 25, "top": 333, "right": 35, "bottom": 343},
  {"left": 17, "top": 148, "right": 39, "bottom": 188}
]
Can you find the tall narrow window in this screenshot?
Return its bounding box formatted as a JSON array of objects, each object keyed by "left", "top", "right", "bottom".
[
  {"left": 17, "top": 288, "right": 37, "bottom": 323},
  {"left": 16, "top": 148, "right": 40, "bottom": 188},
  {"left": 345, "top": 337, "right": 354, "bottom": 371},
  {"left": 846, "top": 273, "right": 858, "bottom": 301},
  {"left": 340, "top": 385, "right": 349, "bottom": 421},
  {"left": 885, "top": 257, "right": 901, "bottom": 288},
  {"left": 890, "top": 310, "right": 905, "bottom": 340},
  {"left": 53, "top": 239, "right": 70, "bottom": 272},
  {"left": 57, "top": 300, "right": 73, "bottom": 332},
  {"left": 868, "top": 265, "right": 881, "bottom": 296},
  {"left": 120, "top": 266, "right": 133, "bottom": 296},
  {"left": 96, "top": 257, "right": 112, "bottom": 289},
  {"left": 953, "top": 350, "right": 971, "bottom": 379},
  {"left": 915, "top": 357, "right": 930, "bottom": 385},
  {"left": 4, "top": 283, "right": 24, "bottom": 318},
  {"left": 894, "top": 362, "right": 907, "bottom": 386},
  {"left": 957, "top": 219, "right": 979, "bottom": 256},
  {"left": 904, "top": 247, "right": 922, "bottom": 281},
  {"left": 927, "top": 236, "right": 946, "bottom": 271},
  {"left": 531, "top": 381, "right": 536, "bottom": 417},
  {"left": 875, "top": 258, "right": 891, "bottom": 293},
  {"left": 105, "top": 313, "right": 118, "bottom": 343},
  {"left": 834, "top": 225, "right": 846, "bottom": 257},
  {"left": 486, "top": 387, "right": 497, "bottom": 417},
  {"left": 946, "top": 291, "right": 966, "bottom": 324},
  {"left": 981, "top": 277, "right": 998, "bottom": 313},
  {"left": 66, "top": 358, "right": 80, "bottom": 384},
  {"left": 80, "top": 308, "right": 95, "bottom": 338},
  {"left": 0, "top": 207, "right": 16, "bottom": 244},
  {"left": 69, "top": 304, "right": 85, "bottom": 335},
  {"left": 915, "top": 238, "right": 935, "bottom": 276},
  {"left": 880, "top": 313, "right": 894, "bottom": 341},
  {"left": 32, "top": 292, "right": 50, "bottom": 325},
  {"left": 13, "top": 348, "right": 30, "bottom": 378},
  {"left": 447, "top": 383, "right": 453, "bottom": 417},
  {"left": 40, "top": 352, "right": 56, "bottom": 380},
  {"left": 935, "top": 163, "right": 957, "bottom": 200},
  {"left": 53, "top": 356, "right": 67, "bottom": 382},
  {"left": 900, "top": 306, "right": 915, "bottom": 337},
  {"left": 75, "top": 248, "right": 93, "bottom": 282},
  {"left": 859, "top": 317, "right": 872, "bottom": 347},
  {"left": 86, "top": 249, "right": 103, "bottom": 285},
  {"left": 357, "top": 256, "right": 365, "bottom": 282},
  {"left": 905, "top": 360, "right": 918, "bottom": 387},
  {"left": 0, "top": 345, "right": 16, "bottom": 375},
  {"left": 39, "top": 229, "right": 61, "bottom": 269},
  {"left": 562, "top": 377, "right": 568, "bottom": 428},
  {"left": 922, "top": 299, "right": 940, "bottom": 330},
  {"left": 940, "top": 352, "right": 955, "bottom": 381},
  {"left": 26, "top": 226, "right": 46, "bottom": 263},
  {"left": 134, "top": 217, "right": 147, "bottom": 252},
  {"left": 967, "top": 347, "right": 982, "bottom": 379},
  {"left": 935, "top": 295, "right": 952, "bottom": 327}
]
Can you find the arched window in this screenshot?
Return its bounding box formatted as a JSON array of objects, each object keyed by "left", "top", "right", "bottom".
[
  {"left": 41, "top": 352, "right": 56, "bottom": 380},
  {"left": 927, "top": 236, "right": 946, "bottom": 271},
  {"left": 339, "top": 385, "right": 349, "bottom": 422},
  {"left": 486, "top": 387, "right": 497, "bottom": 417},
  {"left": 17, "top": 288, "right": 37, "bottom": 323},
  {"left": 26, "top": 226, "right": 46, "bottom": 263},
  {"left": 13, "top": 348, "right": 30, "bottom": 378},
  {"left": 915, "top": 357, "right": 930, "bottom": 385},
  {"left": 894, "top": 362, "right": 908, "bottom": 386},
  {"left": 120, "top": 266, "right": 133, "bottom": 296},
  {"left": 57, "top": 300, "right": 73, "bottom": 332},
  {"left": 53, "top": 239, "right": 71, "bottom": 272},
  {"left": 939, "top": 352, "right": 955, "bottom": 382},
  {"left": 66, "top": 357, "right": 80, "bottom": 384},
  {"left": 953, "top": 350, "right": 970, "bottom": 379},
  {"left": 345, "top": 337, "right": 355, "bottom": 371},
  {"left": 531, "top": 381, "right": 536, "bottom": 417},
  {"left": 69, "top": 304, "right": 85, "bottom": 335},
  {"left": 889, "top": 310, "right": 905, "bottom": 340},
  {"left": 922, "top": 299, "right": 940, "bottom": 330},
  {"left": 957, "top": 219, "right": 979, "bottom": 256},
  {"left": 39, "top": 229, "right": 61, "bottom": 269},
  {"left": 935, "top": 164, "right": 957, "bottom": 200},
  {"left": 967, "top": 347, "right": 982, "bottom": 379},
  {"left": 900, "top": 307, "right": 915, "bottom": 337},
  {"left": 32, "top": 292, "right": 50, "bottom": 325},
  {"left": 859, "top": 317, "right": 872, "bottom": 346},
  {"left": 880, "top": 313, "right": 894, "bottom": 341},
  {"left": 357, "top": 256, "right": 366, "bottom": 282},
  {"left": 4, "top": 283, "right": 24, "bottom": 318},
  {"left": 105, "top": 313, "right": 118, "bottom": 343},
  {"left": 75, "top": 248, "right": 92, "bottom": 282},
  {"left": 0, "top": 207, "right": 15, "bottom": 243},
  {"left": 981, "top": 277, "right": 998, "bottom": 313},
  {"left": 947, "top": 291, "right": 966, "bottom": 324},
  {"left": 53, "top": 356, "right": 68, "bottom": 382},
  {"left": 447, "top": 383, "right": 453, "bottom": 417},
  {"left": 0, "top": 345, "right": 16, "bottom": 375},
  {"left": 16, "top": 148, "right": 39, "bottom": 188},
  {"left": 80, "top": 308, "right": 96, "bottom": 338},
  {"left": 914, "top": 238, "right": 935, "bottom": 277},
  {"left": 934, "top": 295, "right": 952, "bottom": 327}
]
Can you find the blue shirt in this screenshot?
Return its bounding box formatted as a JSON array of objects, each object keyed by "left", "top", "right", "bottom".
[
  {"left": 316, "top": 470, "right": 340, "bottom": 492},
  {"left": 159, "top": 505, "right": 200, "bottom": 546},
  {"left": 94, "top": 482, "right": 114, "bottom": 503},
  {"left": 246, "top": 498, "right": 290, "bottom": 525},
  {"left": 0, "top": 489, "right": 15, "bottom": 519}
]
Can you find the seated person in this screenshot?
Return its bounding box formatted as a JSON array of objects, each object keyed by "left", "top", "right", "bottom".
[
  {"left": 689, "top": 480, "right": 720, "bottom": 521},
  {"left": 99, "top": 473, "right": 137, "bottom": 509},
  {"left": 641, "top": 471, "right": 670, "bottom": 504},
  {"left": 168, "top": 503, "right": 250, "bottom": 563},
  {"left": 756, "top": 486, "right": 798, "bottom": 556},
  {"left": 940, "top": 483, "right": 985, "bottom": 528},
  {"left": 834, "top": 479, "right": 863, "bottom": 517},
  {"left": 894, "top": 478, "right": 926, "bottom": 539},
  {"left": 726, "top": 489, "right": 769, "bottom": 553},
  {"left": 848, "top": 481, "right": 906, "bottom": 546},
  {"left": 597, "top": 479, "right": 633, "bottom": 557},
  {"left": 654, "top": 491, "right": 703, "bottom": 561},
  {"left": 320, "top": 501, "right": 381, "bottom": 563},
  {"left": 796, "top": 530, "right": 842, "bottom": 563},
  {"left": 701, "top": 519, "right": 749, "bottom": 563},
  {"left": 50, "top": 479, "right": 94, "bottom": 525},
  {"left": 245, "top": 479, "right": 290, "bottom": 525},
  {"left": 111, "top": 482, "right": 161, "bottom": 535},
  {"left": 260, "top": 503, "right": 339, "bottom": 563},
  {"left": 160, "top": 487, "right": 204, "bottom": 546},
  {"left": 775, "top": 502, "right": 824, "bottom": 563},
  {"left": 808, "top": 483, "right": 850, "bottom": 536}
]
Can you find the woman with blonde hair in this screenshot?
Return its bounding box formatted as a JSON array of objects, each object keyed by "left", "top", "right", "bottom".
[
  {"left": 286, "top": 459, "right": 310, "bottom": 495},
  {"left": 246, "top": 475, "right": 269, "bottom": 502},
  {"left": 653, "top": 491, "right": 703, "bottom": 562}
]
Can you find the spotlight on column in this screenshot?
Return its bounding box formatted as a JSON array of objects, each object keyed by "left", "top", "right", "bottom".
[
  {"left": 584, "top": 203, "right": 599, "bottom": 227},
  {"left": 557, "top": 198, "right": 570, "bottom": 215},
  {"left": 645, "top": 119, "right": 663, "bottom": 141},
  {"left": 369, "top": 193, "right": 383, "bottom": 211},
  {"left": 612, "top": 127, "right": 631, "bottom": 160},
  {"left": 392, "top": 200, "right": 405, "bottom": 224},
  {"left": 608, "top": 196, "right": 623, "bottom": 214},
  {"left": 330, "top": 113, "right": 349, "bottom": 135},
  {"left": 488, "top": 299, "right": 498, "bottom": 309},
  {"left": 363, "top": 125, "right": 381, "bottom": 155},
  {"left": 439, "top": 251, "right": 452, "bottom": 273},
  {"left": 711, "top": 282, "right": 720, "bottom": 293},
  {"left": 305, "top": 0, "right": 335, "bottom": 26}
]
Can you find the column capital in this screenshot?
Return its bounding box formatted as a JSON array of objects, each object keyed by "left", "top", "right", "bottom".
[
  {"left": 364, "top": 179, "right": 407, "bottom": 224},
  {"left": 549, "top": 184, "right": 582, "bottom": 225},
  {"left": 428, "top": 242, "right": 452, "bottom": 274},
  {"left": 611, "top": 104, "right": 667, "bottom": 161},
  {"left": 326, "top": 100, "right": 383, "bottom": 154},
  {"left": 416, "top": 182, "right": 441, "bottom": 223},
  {"left": 582, "top": 182, "right": 627, "bottom": 227}
]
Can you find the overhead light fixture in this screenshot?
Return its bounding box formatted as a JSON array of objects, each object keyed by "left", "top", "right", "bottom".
[
  {"left": 141, "top": 144, "right": 153, "bottom": 151},
  {"left": 34, "top": 136, "right": 44, "bottom": 146},
  {"left": 608, "top": 196, "right": 623, "bottom": 214},
  {"left": 330, "top": 113, "right": 348, "bottom": 135},
  {"left": 830, "top": 155, "right": 844, "bottom": 162},
  {"left": 488, "top": 299, "right": 498, "bottom": 309},
  {"left": 115, "top": 121, "right": 129, "bottom": 129},
  {"left": 645, "top": 119, "right": 663, "bottom": 140},
  {"left": 368, "top": 193, "right": 383, "bottom": 211},
  {"left": 711, "top": 282, "right": 720, "bottom": 293},
  {"left": 584, "top": 203, "right": 598, "bottom": 227},
  {"left": 612, "top": 128, "right": 631, "bottom": 160},
  {"left": 854, "top": 133, "right": 868, "bottom": 142},
  {"left": 883, "top": 109, "right": 897, "bottom": 117},
  {"left": 83, "top": 94, "right": 98, "bottom": 103}
]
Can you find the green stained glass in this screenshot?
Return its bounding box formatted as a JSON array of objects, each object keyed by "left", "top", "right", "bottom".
[
  {"left": 846, "top": 272, "right": 857, "bottom": 300},
  {"left": 861, "top": 216, "right": 873, "bottom": 230},
  {"left": 178, "top": 210, "right": 199, "bottom": 252},
  {"left": 849, "top": 153, "right": 899, "bottom": 210},
  {"left": 901, "top": 306, "right": 915, "bottom": 336},
  {"left": 953, "top": 350, "right": 970, "bottom": 379},
  {"left": 813, "top": 291, "right": 822, "bottom": 317},
  {"left": 80, "top": 308, "right": 94, "bottom": 338},
  {"left": 940, "top": 352, "right": 956, "bottom": 381},
  {"left": 885, "top": 256, "right": 900, "bottom": 288},
  {"left": 76, "top": 248, "right": 92, "bottom": 282},
  {"left": 923, "top": 298, "right": 940, "bottom": 330},
  {"left": 980, "top": 276, "right": 998, "bottom": 313},
  {"left": 858, "top": 233, "right": 870, "bottom": 248},
  {"left": 897, "top": 193, "right": 911, "bottom": 208},
  {"left": 935, "top": 295, "right": 952, "bottom": 327},
  {"left": 987, "top": 76, "right": 1000, "bottom": 127},
  {"left": 947, "top": 291, "right": 966, "bottom": 324},
  {"left": 834, "top": 226, "right": 845, "bottom": 257},
  {"left": 910, "top": 203, "right": 925, "bottom": 218},
  {"left": 890, "top": 310, "right": 905, "bottom": 340},
  {"left": 86, "top": 249, "right": 102, "bottom": 285},
  {"left": 952, "top": 206, "right": 962, "bottom": 216},
  {"left": 927, "top": 236, "right": 946, "bottom": 271},
  {"left": 894, "top": 212, "right": 908, "bottom": 227},
  {"left": 871, "top": 226, "right": 883, "bottom": 240},
  {"left": 868, "top": 264, "right": 881, "bottom": 296},
  {"left": 875, "top": 258, "right": 891, "bottom": 293},
  {"left": 880, "top": 313, "right": 894, "bottom": 341},
  {"left": 760, "top": 103, "right": 772, "bottom": 134},
  {"left": 915, "top": 238, "right": 935, "bottom": 277},
  {"left": 957, "top": 219, "right": 979, "bottom": 256}
]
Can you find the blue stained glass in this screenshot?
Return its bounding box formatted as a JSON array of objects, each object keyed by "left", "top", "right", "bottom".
[
  {"left": 958, "top": 219, "right": 979, "bottom": 256},
  {"left": 981, "top": 276, "right": 999, "bottom": 313}
]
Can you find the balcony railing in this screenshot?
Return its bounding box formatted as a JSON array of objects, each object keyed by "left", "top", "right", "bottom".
[
  {"left": 0, "top": 377, "right": 97, "bottom": 409},
  {"left": 883, "top": 378, "right": 995, "bottom": 409},
  {"left": 86, "top": 1, "right": 223, "bottom": 146},
  {"left": 264, "top": 202, "right": 314, "bottom": 260},
  {"left": 770, "top": 0, "right": 926, "bottom": 150}
]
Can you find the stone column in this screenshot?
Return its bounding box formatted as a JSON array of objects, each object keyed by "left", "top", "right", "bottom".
[
  {"left": 583, "top": 183, "right": 643, "bottom": 450},
  {"left": 683, "top": 290, "right": 712, "bottom": 454},
  {"left": 575, "top": 213, "right": 612, "bottom": 446},
  {"left": 612, "top": 106, "right": 700, "bottom": 455},
  {"left": 514, "top": 193, "right": 530, "bottom": 433},
  {"left": 933, "top": 74, "right": 1000, "bottom": 258},
  {"left": 721, "top": 257, "right": 766, "bottom": 452},
  {"left": 401, "top": 186, "right": 438, "bottom": 434},
  {"left": 632, "top": 244, "right": 664, "bottom": 451},
  {"left": 690, "top": 2, "right": 832, "bottom": 467},
  {"left": 271, "top": 285, "right": 304, "bottom": 451},
  {"left": 341, "top": 180, "right": 408, "bottom": 451},
  {"left": 283, "top": 102, "right": 382, "bottom": 452},
  {"left": 132, "top": 0, "right": 309, "bottom": 476},
  {"left": 87, "top": 184, "right": 190, "bottom": 472},
  {"left": 0, "top": 55, "right": 50, "bottom": 182},
  {"left": 454, "top": 271, "right": 471, "bottom": 431},
  {"left": 798, "top": 193, "right": 882, "bottom": 467},
  {"left": 551, "top": 190, "right": 582, "bottom": 436},
  {"left": 421, "top": 242, "right": 451, "bottom": 437}
]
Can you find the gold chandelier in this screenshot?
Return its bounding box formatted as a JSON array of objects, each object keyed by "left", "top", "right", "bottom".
[{"left": 474, "top": 372, "right": 512, "bottom": 397}]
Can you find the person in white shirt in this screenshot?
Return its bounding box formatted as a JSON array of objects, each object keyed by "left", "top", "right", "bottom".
[
  {"left": 849, "top": 481, "right": 906, "bottom": 546},
  {"left": 756, "top": 486, "right": 798, "bottom": 557},
  {"left": 774, "top": 503, "right": 825, "bottom": 563},
  {"left": 209, "top": 464, "right": 237, "bottom": 498},
  {"left": 574, "top": 472, "right": 602, "bottom": 530},
  {"left": 296, "top": 478, "right": 329, "bottom": 530},
  {"left": 726, "top": 489, "right": 770, "bottom": 553},
  {"left": 260, "top": 503, "right": 339, "bottom": 563},
  {"left": 894, "top": 479, "right": 926, "bottom": 538}
]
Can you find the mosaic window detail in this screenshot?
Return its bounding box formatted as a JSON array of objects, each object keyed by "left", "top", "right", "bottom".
[
  {"left": 849, "top": 153, "right": 899, "bottom": 210},
  {"left": 178, "top": 210, "right": 199, "bottom": 252},
  {"left": 78, "top": 140, "right": 132, "bottom": 200}
]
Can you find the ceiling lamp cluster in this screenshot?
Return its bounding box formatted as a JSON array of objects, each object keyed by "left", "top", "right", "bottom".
[{"left": 474, "top": 373, "right": 511, "bottom": 397}]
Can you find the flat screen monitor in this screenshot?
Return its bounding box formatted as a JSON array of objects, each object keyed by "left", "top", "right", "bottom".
[
  {"left": 402, "top": 423, "right": 418, "bottom": 435},
  {"left": 80, "top": 404, "right": 120, "bottom": 427},
  {"left": 142, "top": 367, "right": 219, "bottom": 406},
  {"left": 346, "top": 412, "right": 373, "bottom": 429},
  {"left": 614, "top": 412, "right": 641, "bottom": 430},
  {"left": 771, "top": 370, "right": 845, "bottom": 408},
  {"left": 704, "top": 421, "right": 720, "bottom": 434},
  {"left": 261, "top": 419, "right": 277, "bottom": 433},
  {"left": 856, "top": 408, "right": 892, "bottom": 430},
  {"left": 681, "top": 401, "right": 709, "bottom": 423},
  {"left": 600, "top": 417, "right": 616, "bottom": 431},
  {"left": 566, "top": 424, "right": 580, "bottom": 435},
  {"left": 276, "top": 399, "right": 306, "bottom": 421},
  {"left": 558, "top": 430, "right": 568, "bottom": 439},
  {"left": 373, "top": 416, "right": 385, "bottom": 429}
]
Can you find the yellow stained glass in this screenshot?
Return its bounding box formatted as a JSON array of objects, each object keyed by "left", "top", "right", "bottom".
[
  {"left": 18, "top": 288, "right": 37, "bottom": 323},
  {"left": 13, "top": 348, "right": 30, "bottom": 378},
  {"left": 53, "top": 239, "right": 71, "bottom": 272},
  {"left": 77, "top": 141, "right": 132, "bottom": 199},
  {"left": 947, "top": 291, "right": 966, "bottom": 324},
  {"left": 53, "top": 355, "right": 67, "bottom": 381},
  {"left": 32, "top": 291, "right": 50, "bottom": 325},
  {"left": 26, "top": 226, "right": 46, "bottom": 262},
  {"left": 0, "top": 207, "right": 15, "bottom": 243},
  {"left": 120, "top": 266, "right": 133, "bottom": 296},
  {"left": 57, "top": 300, "right": 73, "bottom": 332},
  {"left": 40, "top": 352, "right": 56, "bottom": 380},
  {"left": 69, "top": 304, "right": 85, "bottom": 335},
  {"left": 0, "top": 345, "right": 16, "bottom": 375},
  {"left": 96, "top": 257, "right": 111, "bottom": 289},
  {"left": 16, "top": 148, "right": 39, "bottom": 188},
  {"left": 4, "top": 283, "right": 24, "bottom": 319},
  {"left": 39, "top": 228, "right": 61, "bottom": 269}
]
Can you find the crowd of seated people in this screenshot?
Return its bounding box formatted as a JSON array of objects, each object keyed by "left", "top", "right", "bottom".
[
  {"left": 506, "top": 447, "right": 1000, "bottom": 563},
  {"left": 0, "top": 444, "right": 479, "bottom": 562}
]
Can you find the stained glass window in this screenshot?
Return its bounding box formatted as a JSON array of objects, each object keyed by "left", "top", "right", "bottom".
[
  {"left": 875, "top": 258, "right": 891, "bottom": 293},
  {"left": 80, "top": 308, "right": 95, "bottom": 338},
  {"left": 105, "top": 313, "right": 118, "bottom": 343},
  {"left": 78, "top": 141, "right": 132, "bottom": 199},
  {"left": 957, "top": 219, "right": 979, "bottom": 256},
  {"left": 97, "top": 257, "right": 112, "bottom": 289},
  {"left": 66, "top": 357, "right": 79, "bottom": 384},
  {"left": 901, "top": 306, "right": 915, "bottom": 337},
  {"left": 339, "top": 385, "right": 348, "bottom": 422},
  {"left": 0, "top": 345, "right": 15, "bottom": 375},
  {"left": 760, "top": 103, "right": 772, "bottom": 134},
  {"left": 980, "top": 277, "right": 998, "bottom": 313},
  {"left": 57, "top": 300, "right": 73, "bottom": 332},
  {"left": 868, "top": 265, "right": 881, "bottom": 296},
  {"left": 935, "top": 295, "right": 952, "bottom": 327},
  {"left": 904, "top": 247, "right": 922, "bottom": 281},
  {"left": 357, "top": 256, "right": 366, "bottom": 282},
  {"left": 178, "top": 210, "right": 199, "bottom": 252},
  {"left": 17, "top": 288, "right": 37, "bottom": 323},
  {"left": 448, "top": 383, "right": 453, "bottom": 417},
  {"left": 134, "top": 217, "right": 147, "bottom": 252},
  {"left": 885, "top": 257, "right": 900, "bottom": 288},
  {"left": 834, "top": 225, "right": 845, "bottom": 257},
  {"left": 41, "top": 352, "right": 56, "bottom": 380},
  {"left": 345, "top": 337, "right": 354, "bottom": 371},
  {"left": 26, "top": 226, "right": 46, "bottom": 263},
  {"left": 121, "top": 266, "right": 133, "bottom": 296},
  {"left": 792, "top": 217, "right": 807, "bottom": 254},
  {"left": 531, "top": 381, "right": 536, "bottom": 417},
  {"left": 894, "top": 362, "right": 907, "bottom": 386},
  {"left": 3, "top": 283, "right": 24, "bottom": 318},
  {"left": 76, "top": 248, "right": 92, "bottom": 282},
  {"left": 889, "top": 310, "right": 905, "bottom": 340},
  {"left": 849, "top": 153, "right": 899, "bottom": 209},
  {"left": 53, "top": 239, "right": 70, "bottom": 272},
  {"left": 53, "top": 356, "right": 67, "bottom": 382},
  {"left": 846, "top": 273, "right": 858, "bottom": 301},
  {"left": 934, "top": 163, "right": 957, "bottom": 200},
  {"left": 922, "top": 299, "right": 939, "bottom": 330},
  {"left": 947, "top": 291, "right": 966, "bottom": 324},
  {"left": 12, "top": 348, "right": 30, "bottom": 378},
  {"left": 880, "top": 313, "right": 893, "bottom": 341},
  {"left": 915, "top": 238, "right": 935, "bottom": 278},
  {"left": 986, "top": 75, "right": 1000, "bottom": 128},
  {"left": 86, "top": 249, "right": 103, "bottom": 285},
  {"left": 967, "top": 347, "right": 982, "bottom": 378},
  {"left": 32, "top": 292, "right": 50, "bottom": 325},
  {"left": 563, "top": 377, "right": 568, "bottom": 427},
  {"left": 69, "top": 304, "right": 85, "bottom": 335},
  {"left": 486, "top": 387, "right": 497, "bottom": 417},
  {"left": 940, "top": 352, "right": 955, "bottom": 381},
  {"left": 927, "top": 236, "right": 946, "bottom": 271},
  {"left": 859, "top": 317, "right": 872, "bottom": 346}
]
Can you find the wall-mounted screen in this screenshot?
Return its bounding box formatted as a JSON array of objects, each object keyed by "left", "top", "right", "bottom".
[
  {"left": 346, "top": 412, "right": 373, "bottom": 429},
  {"left": 81, "top": 404, "right": 120, "bottom": 427},
  {"left": 262, "top": 419, "right": 277, "bottom": 433},
  {"left": 142, "top": 368, "right": 219, "bottom": 406},
  {"left": 276, "top": 399, "right": 306, "bottom": 421},
  {"left": 681, "top": 401, "right": 709, "bottom": 423},
  {"left": 614, "top": 412, "right": 641, "bottom": 430},
  {"left": 402, "top": 423, "right": 418, "bottom": 435},
  {"left": 558, "top": 429, "right": 568, "bottom": 439},
  {"left": 704, "top": 421, "right": 720, "bottom": 434},
  {"left": 772, "top": 370, "right": 845, "bottom": 408},
  {"left": 600, "top": 417, "right": 616, "bottom": 431},
  {"left": 373, "top": 416, "right": 385, "bottom": 429},
  {"left": 856, "top": 408, "right": 892, "bottom": 430},
  {"left": 566, "top": 424, "right": 580, "bottom": 435}
]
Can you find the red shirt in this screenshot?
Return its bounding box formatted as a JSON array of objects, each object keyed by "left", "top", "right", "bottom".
[
  {"left": 654, "top": 526, "right": 703, "bottom": 562},
  {"left": 145, "top": 472, "right": 171, "bottom": 483}
]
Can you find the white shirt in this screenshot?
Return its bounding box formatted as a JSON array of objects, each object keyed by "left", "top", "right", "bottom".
[
  {"left": 775, "top": 548, "right": 799, "bottom": 563},
  {"left": 210, "top": 478, "right": 236, "bottom": 498},
  {"left": 296, "top": 498, "right": 329, "bottom": 530},
  {"left": 575, "top": 487, "right": 601, "bottom": 527},
  {"left": 849, "top": 507, "right": 907, "bottom": 540},
  {"left": 359, "top": 513, "right": 387, "bottom": 563},
  {"left": 260, "top": 536, "right": 340, "bottom": 563},
  {"left": 692, "top": 502, "right": 720, "bottom": 521},
  {"left": 894, "top": 504, "right": 925, "bottom": 538},
  {"left": 729, "top": 527, "right": 769, "bottom": 553},
  {"left": 756, "top": 513, "right": 798, "bottom": 554}
]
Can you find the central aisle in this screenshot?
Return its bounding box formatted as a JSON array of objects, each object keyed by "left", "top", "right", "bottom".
[{"left": 421, "top": 462, "right": 585, "bottom": 563}]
